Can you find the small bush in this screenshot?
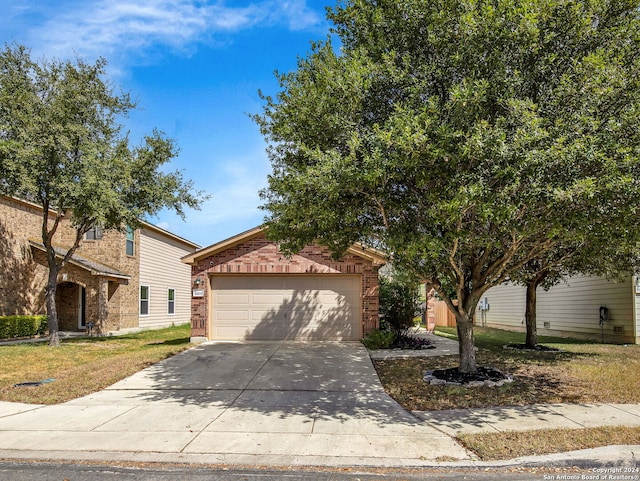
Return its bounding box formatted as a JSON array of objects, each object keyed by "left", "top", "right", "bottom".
[
  {"left": 391, "top": 333, "right": 435, "bottom": 350},
  {"left": 361, "top": 329, "right": 396, "bottom": 350},
  {"left": 0, "top": 316, "right": 48, "bottom": 339},
  {"left": 379, "top": 273, "right": 423, "bottom": 335}
]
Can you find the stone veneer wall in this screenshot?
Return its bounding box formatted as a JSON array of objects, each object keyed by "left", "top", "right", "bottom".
[
  {"left": 0, "top": 198, "right": 47, "bottom": 316},
  {"left": 0, "top": 196, "right": 139, "bottom": 332},
  {"left": 190, "top": 233, "right": 380, "bottom": 339}
]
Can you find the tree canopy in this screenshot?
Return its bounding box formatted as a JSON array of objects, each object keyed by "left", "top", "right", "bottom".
[
  {"left": 0, "top": 44, "right": 204, "bottom": 345},
  {"left": 255, "top": 0, "right": 640, "bottom": 372}
]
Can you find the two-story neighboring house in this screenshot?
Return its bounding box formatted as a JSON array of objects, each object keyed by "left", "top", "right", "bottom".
[{"left": 0, "top": 195, "right": 198, "bottom": 335}]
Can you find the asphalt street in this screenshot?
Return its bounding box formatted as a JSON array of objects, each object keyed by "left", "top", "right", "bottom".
[{"left": 0, "top": 461, "right": 592, "bottom": 481}]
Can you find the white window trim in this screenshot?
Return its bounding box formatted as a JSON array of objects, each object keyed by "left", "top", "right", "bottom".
[
  {"left": 167, "top": 288, "right": 176, "bottom": 315},
  {"left": 126, "top": 227, "right": 135, "bottom": 257},
  {"left": 140, "top": 285, "right": 150, "bottom": 317}
]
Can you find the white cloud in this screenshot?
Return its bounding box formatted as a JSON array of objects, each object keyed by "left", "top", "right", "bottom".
[
  {"left": 23, "top": 0, "right": 323, "bottom": 64},
  {"left": 149, "top": 146, "right": 272, "bottom": 245}
]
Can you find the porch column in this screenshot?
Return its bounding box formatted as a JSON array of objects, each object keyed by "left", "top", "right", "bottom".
[{"left": 97, "top": 277, "right": 109, "bottom": 334}]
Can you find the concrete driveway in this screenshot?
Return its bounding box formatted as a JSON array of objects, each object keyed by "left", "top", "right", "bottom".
[{"left": 0, "top": 341, "right": 470, "bottom": 466}]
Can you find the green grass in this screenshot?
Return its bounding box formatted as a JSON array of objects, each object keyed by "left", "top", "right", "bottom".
[{"left": 0, "top": 324, "right": 192, "bottom": 404}]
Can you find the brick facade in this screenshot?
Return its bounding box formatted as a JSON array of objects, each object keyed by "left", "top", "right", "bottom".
[
  {"left": 187, "top": 230, "right": 382, "bottom": 340},
  {"left": 0, "top": 196, "right": 139, "bottom": 333}
]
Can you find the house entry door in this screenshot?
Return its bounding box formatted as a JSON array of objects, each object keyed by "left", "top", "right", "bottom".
[{"left": 77, "top": 286, "right": 86, "bottom": 329}]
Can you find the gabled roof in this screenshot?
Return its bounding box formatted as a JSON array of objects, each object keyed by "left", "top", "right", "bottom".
[
  {"left": 140, "top": 221, "right": 200, "bottom": 250},
  {"left": 2, "top": 195, "right": 199, "bottom": 249},
  {"left": 29, "top": 241, "right": 131, "bottom": 281},
  {"left": 181, "top": 225, "right": 386, "bottom": 266}
]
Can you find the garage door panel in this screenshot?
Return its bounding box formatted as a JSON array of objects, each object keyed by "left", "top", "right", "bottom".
[
  {"left": 217, "top": 293, "right": 250, "bottom": 305},
  {"left": 216, "top": 309, "right": 249, "bottom": 321},
  {"left": 251, "top": 310, "right": 287, "bottom": 322},
  {"left": 210, "top": 275, "right": 361, "bottom": 341},
  {"left": 320, "top": 292, "right": 351, "bottom": 306},
  {"left": 319, "top": 277, "right": 357, "bottom": 290},
  {"left": 216, "top": 325, "right": 251, "bottom": 339},
  {"left": 252, "top": 293, "right": 287, "bottom": 305},
  {"left": 282, "top": 277, "right": 321, "bottom": 290}
]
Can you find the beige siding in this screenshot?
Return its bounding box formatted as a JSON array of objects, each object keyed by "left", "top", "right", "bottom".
[
  {"left": 483, "top": 275, "right": 636, "bottom": 343},
  {"left": 477, "top": 283, "right": 526, "bottom": 331},
  {"left": 139, "top": 228, "right": 196, "bottom": 329}
]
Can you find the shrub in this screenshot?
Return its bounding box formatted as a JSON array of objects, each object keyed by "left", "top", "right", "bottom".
[
  {"left": 391, "top": 333, "right": 434, "bottom": 350},
  {"left": 379, "top": 273, "right": 423, "bottom": 335},
  {"left": 0, "top": 316, "right": 48, "bottom": 339},
  {"left": 361, "top": 329, "right": 396, "bottom": 350}
]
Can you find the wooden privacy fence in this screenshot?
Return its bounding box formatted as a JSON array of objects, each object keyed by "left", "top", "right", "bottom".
[{"left": 433, "top": 300, "right": 457, "bottom": 327}]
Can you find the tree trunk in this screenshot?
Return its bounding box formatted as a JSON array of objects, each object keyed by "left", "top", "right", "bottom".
[
  {"left": 456, "top": 316, "right": 477, "bottom": 373},
  {"left": 45, "top": 265, "right": 60, "bottom": 347},
  {"left": 524, "top": 270, "right": 548, "bottom": 349},
  {"left": 524, "top": 280, "right": 537, "bottom": 349}
]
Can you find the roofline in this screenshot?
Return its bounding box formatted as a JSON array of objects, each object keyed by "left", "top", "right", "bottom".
[
  {"left": 3, "top": 194, "right": 199, "bottom": 249},
  {"left": 181, "top": 225, "right": 387, "bottom": 266},
  {"left": 140, "top": 220, "right": 200, "bottom": 249},
  {"left": 29, "top": 240, "right": 131, "bottom": 281},
  {"left": 1, "top": 194, "right": 59, "bottom": 215},
  {"left": 181, "top": 225, "right": 265, "bottom": 265}
]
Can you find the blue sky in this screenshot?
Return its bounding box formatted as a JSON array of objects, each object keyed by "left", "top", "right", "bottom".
[{"left": 1, "top": 0, "right": 336, "bottom": 247}]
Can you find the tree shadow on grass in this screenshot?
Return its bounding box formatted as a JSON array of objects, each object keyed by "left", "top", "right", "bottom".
[{"left": 143, "top": 338, "right": 191, "bottom": 347}]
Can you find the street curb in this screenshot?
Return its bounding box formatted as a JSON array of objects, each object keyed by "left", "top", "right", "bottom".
[{"left": 0, "top": 445, "right": 638, "bottom": 469}]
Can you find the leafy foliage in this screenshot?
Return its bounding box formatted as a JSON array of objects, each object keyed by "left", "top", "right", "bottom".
[
  {"left": 0, "top": 44, "right": 205, "bottom": 345},
  {"left": 379, "top": 273, "right": 422, "bottom": 335},
  {"left": 361, "top": 328, "right": 396, "bottom": 350},
  {"left": 0, "top": 316, "right": 48, "bottom": 339},
  {"left": 255, "top": 0, "right": 640, "bottom": 372}
]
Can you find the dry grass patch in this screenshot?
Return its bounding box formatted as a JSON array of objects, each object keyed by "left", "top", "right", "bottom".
[
  {"left": 373, "top": 327, "right": 640, "bottom": 411},
  {"left": 459, "top": 426, "right": 640, "bottom": 461},
  {"left": 374, "top": 327, "right": 640, "bottom": 461},
  {"left": 0, "top": 324, "right": 191, "bottom": 404}
]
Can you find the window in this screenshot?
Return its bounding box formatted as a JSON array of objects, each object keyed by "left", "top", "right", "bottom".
[
  {"left": 168, "top": 288, "right": 175, "bottom": 315},
  {"left": 126, "top": 226, "right": 135, "bottom": 256},
  {"left": 85, "top": 225, "right": 103, "bottom": 240},
  {"left": 140, "top": 285, "right": 149, "bottom": 316}
]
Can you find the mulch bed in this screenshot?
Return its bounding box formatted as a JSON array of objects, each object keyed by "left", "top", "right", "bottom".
[
  {"left": 504, "top": 343, "right": 562, "bottom": 352},
  {"left": 424, "top": 366, "right": 513, "bottom": 387}
]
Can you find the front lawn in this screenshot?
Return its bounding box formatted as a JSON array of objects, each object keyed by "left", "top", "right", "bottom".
[
  {"left": 0, "top": 324, "right": 192, "bottom": 404},
  {"left": 374, "top": 326, "right": 640, "bottom": 460},
  {"left": 374, "top": 326, "right": 640, "bottom": 411}
]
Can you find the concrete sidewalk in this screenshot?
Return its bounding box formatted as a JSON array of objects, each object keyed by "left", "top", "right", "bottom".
[
  {"left": 414, "top": 403, "right": 640, "bottom": 434},
  {"left": 0, "top": 340, "right": 638, "bottom": 468}
]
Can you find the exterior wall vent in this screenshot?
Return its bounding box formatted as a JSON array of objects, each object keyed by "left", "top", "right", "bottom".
[
  {"left": 613, "top": 326, "right": 624, "bottom": 334},
  {"left": 543, "top": 322, "right": 551, "bottom": 329}
]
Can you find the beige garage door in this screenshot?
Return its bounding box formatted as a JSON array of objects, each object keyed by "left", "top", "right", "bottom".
[{"left": 210, "top": 275, "right": 362, "bottom": 341}]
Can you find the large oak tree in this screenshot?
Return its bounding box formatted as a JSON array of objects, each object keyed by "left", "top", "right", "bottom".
[
  {"left": 255, "top": 0, "right": 640, "bottom": 373},
  {"left": 0, "top": 45, "right": 204, "bottom": 346}
]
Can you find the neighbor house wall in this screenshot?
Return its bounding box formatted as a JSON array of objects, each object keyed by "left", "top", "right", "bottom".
[
  {"left": 0, "top": 196, "right": 139, "bottom": 331},
  {"left": 73, "top": 228, "right": 139, "bottom": 332},
  {"left": 138, "top": 227, "right": 196, "bottom": 329},
  {"left": 482, "top": 275, "right": 636, "bottom": 344},
  {"left": 0, "top": 196, "right": 52, "bottom": 316}
]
